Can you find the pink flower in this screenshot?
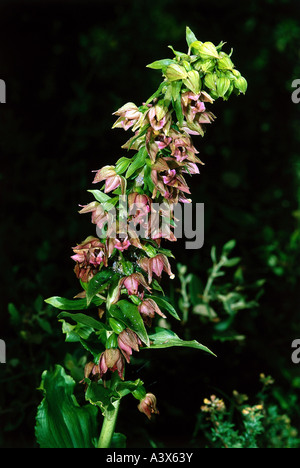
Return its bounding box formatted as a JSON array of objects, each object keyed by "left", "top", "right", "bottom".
[
  {"left": 112, "top": 273, "right": 151, "bottom": 304},
  {"left": 148, "top": 105, "right": 170, "bottom": 131},
  {"left": 92, "top": 165, "right": 126, "bottom": 194},
  {"left": 128, "top": 192, "right": 151, "bottom": 227},
  {"left": 162, "top": 169, "right": 191, "bottom": 194},
  {"left": 138, "top": 298, "right": 166, "bottom": 326},
  {"left": 71, "top": 236, "right": 107, "bottom": 282},
  {"left": 181, "top": 91, "right": 216, "bottom": 136},
  {"left": 138, "top": 254, "right": 174, "bottom": 284},
  {"left": 117, "top": 328, "right": 142, "bottom": 363},
  {"left": 99, "top": 348, "right": 125, "bottom": 380},
  {"left": 112, "top": 102, "right": 143, "bottom": 131},
  {"left": 137, "top": 393, "right": 159, "bottom": 420},
  {"left": 78, "top": 202, "right": 108, "bottom": 230}
]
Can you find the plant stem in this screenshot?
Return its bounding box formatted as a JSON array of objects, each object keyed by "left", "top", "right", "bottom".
[{"left": 97, "top": 399, "right": 121, "bottom": 448}]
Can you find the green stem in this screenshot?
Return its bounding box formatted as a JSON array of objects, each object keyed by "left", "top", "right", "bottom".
[{"left": 97, "top": 399, "right": 121, "bottom": 448}]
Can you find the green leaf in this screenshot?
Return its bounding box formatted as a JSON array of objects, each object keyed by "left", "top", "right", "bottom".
[
  {"left": 149, "top": 295, "right": 181, "bottom": 320},
  {"left": 115, "top": 378, "right": 146, "bottom": 399},
  {"left": 58, "top": 311, "right": 107, "bottom": 332},
  {"left": 147, "top": 327, "right": 216, "bottom": 356},
  {"left": 85, "top": 379, "right": 118, "bottom": 416},
  {"left": 87, "top": 189, "right": 111, "bottom": 203},
  {"left": 86, "top": 270, "right": 117, "bottom": 306},
  {"left": 111, "top": 433, "right": 127, "bottom": 448},
  {"left": 110, "top": 300, "right": 149, "bottom": 346},
  {"left": 35, "top": 365, "right": 98, "bottom": 448},
  {"left": 222, "top": 239, "right": 236, "bottom": 255},
  {"left": 186, "top": 26, "right": 198, "bottom": 47},
  {"left": 125, "top": 146, "right": 148, "bottom": 179},
  {"left": 45, "top": 296, "right": 104, "bottom": 311},
  {"left": 147, "top": 58, "right": 175, "bottom": 70}
]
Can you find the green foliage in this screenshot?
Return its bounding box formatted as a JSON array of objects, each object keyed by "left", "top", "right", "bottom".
[
  {"left": 35, "top": 365, "right": 99, "bottom": 448},
  {"left": 2, "top": 0, "right": 300, "bottom": 448},
  {"left": 192, "top": 374, "right": 300, "bottom": 448}
]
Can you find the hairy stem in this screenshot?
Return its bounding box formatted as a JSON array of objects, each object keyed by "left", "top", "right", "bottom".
[{"left": 97, "top": 399, "right": 121, "bottom": 448}]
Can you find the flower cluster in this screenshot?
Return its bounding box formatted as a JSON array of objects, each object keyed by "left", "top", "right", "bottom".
[{"left": 67, "top": 28, "right": 247, "bottom": 418}]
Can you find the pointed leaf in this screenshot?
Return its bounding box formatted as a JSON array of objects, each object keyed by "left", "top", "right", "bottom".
[
  {"left": 147, "top": 327, "right": 216, "bottom": 356},
  {"left": 110, "top": 300, "right": 149, "bottom": 346},
  {"left": 86, "top": 270, "right": 117, "bottom": 306},
  {"left": 45, "top": 296, "right": 104, "bottom": 311}
]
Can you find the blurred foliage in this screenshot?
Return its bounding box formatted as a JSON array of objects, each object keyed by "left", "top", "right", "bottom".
[{"left": 1, "top": 0, "right": 300, "bottom": 448}]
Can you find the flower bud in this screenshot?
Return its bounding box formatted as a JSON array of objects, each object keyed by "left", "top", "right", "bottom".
[
  {"left": 218, "top": 52, "right": 234, "bottom": 71},
  {"left": 217, "top": 75, "right": 231, "bottom": 97},
  {"left": 165, "top": 63, "right": 188, "bottom": 81},
  {"left": 183, "top": 70, "right": 201, "bottom": 94},
  {"left": 234, "top": 76, "right": 248, "bottom": 94},
  {"left": 197, "top": 41, "right": 220, "bottom": 59},
  {"left": 137, "top": 393, "right": 159, "bottom": 420}
]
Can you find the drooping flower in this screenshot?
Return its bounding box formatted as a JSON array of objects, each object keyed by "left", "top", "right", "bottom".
[
  {"left": 112, "top": 272, "right": 151, "bottom": 304},
  {"left": 71, "top": 236, "right": 107, "bottom": 282},
  {"left": 137, "top": 393, "right": 159, "bottom": 419},
  {"left": 112, "top": 102, "right": 143, "bottom": 131},
  {"left": 138, "top": 254, "right": 175, "bottom": 284},
  {"left": 78, "top": 202, "right": 108, "bottom": 230},
  {"left": 147, "top": 104, "right": 171, "bottom": 133},
  {"left": 118, "top": 328, "right": 142, "bottom": 363},
  {"left": 99, "top": 348, "right": 125, "bottom": 380},
  {"left": 138, "top": 298, "right": 166, "bottom": 326},
  {"left": 128, "top": 192, "right": 151, "bottom": 228},
  {"left": 93, "top": 165, "right": 126, "bottom": 194},
  {"left": 181, "top": 90, "right": 216, "bottom": 136}
]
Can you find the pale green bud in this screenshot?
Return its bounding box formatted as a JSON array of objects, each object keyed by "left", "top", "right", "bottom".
[
  {"left": 217, "top": 75, "right": 231, "bottom": 97},
  {"left": 235, "top": 76, "right": 248, "bottom": 94},
  {"left": 196, "top": 41, "right": 220, "bottom": 59},
  {"left": 165, "top": 63, "right": 188, "bottom": 81},
  {"left": 204, "top": 73, "right": 218, "bottom": 92},
  {"left": 183, "top": 70, "right": 201, "bottom": 94},
  {"left": 218, "top": 52, "right": 234, "bottom": 71}
]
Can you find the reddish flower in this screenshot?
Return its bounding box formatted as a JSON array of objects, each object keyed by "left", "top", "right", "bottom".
[
  {"left": 71, "top": 236, "right": 107, "bottom": 282},
  {"left": 78, "top": 202, "right": 108, "bottom": 230},
  {"left": 138, "top": 254, "right": 175, "bottom": 284},
  {"left": 112, "top": 102, "right": 143, "bottom": 131},
  {"left": 99, "top": 348, "right": 125, "bottom": 380},
  {"left": 138, "top": 298, "right": 166, "bottom": 326},
  {"left": 112, "top": 273, "right": 151, "bottom": 304},
  {"left": 128, "top": 192, "right": 151, "bottom": 227},
  {"left": 93, "top": 165, "right": 126, "bottom": 194},
  {"left": 137, "top": 393, "right": 159, "bottom": 420},
  {"left": 118, "top": 328, "right": 142, "bottom": 363}
]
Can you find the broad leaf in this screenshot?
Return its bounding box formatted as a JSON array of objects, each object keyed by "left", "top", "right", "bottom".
[
  {"left": 45, "top": 295, "right": 104, "bottom": 311},
  {"left": 86, "top": 270, "right": 116, "bottom": 306},
  {"left": 110, "top": 300, "right": 149, "bottom": 346},
  {"left": 149, "top": 295, "right": 181, "bottom": 320},
  {"left": 111, "top": 432, "right": 127, "bottom": 448},
  {"left": 35, "top": 365, "right": 98, "bottom": 448},
  {"left": 125, "top": 146, "right": 148, "bottom": 179},
  {"left": 147, "top": 58, "right": 174, "bottom": 70},
  {"left": 58, "top": 311, "right": 107, "bottom": 332},
  {"left": 147, "top": 327, "right": 216, "bottom": 356}
]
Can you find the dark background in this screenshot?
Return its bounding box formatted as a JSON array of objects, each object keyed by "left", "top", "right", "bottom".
[{"left": 1, "top": 0, "right": 300, "bottom": 448}]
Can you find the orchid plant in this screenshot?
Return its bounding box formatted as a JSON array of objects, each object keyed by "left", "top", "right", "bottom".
[{"left": 35, "top": 27, "right": 247, "bottom": 449}]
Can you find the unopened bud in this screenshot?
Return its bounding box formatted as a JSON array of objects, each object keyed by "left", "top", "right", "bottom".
[{"left": 165, "top": 63, "right": 188, "bottom": 82}]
